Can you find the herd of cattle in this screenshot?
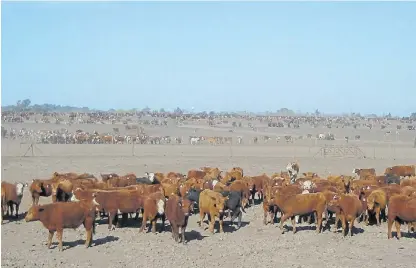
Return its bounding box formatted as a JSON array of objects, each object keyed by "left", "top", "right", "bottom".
[
  {"left": 2, "top": 126, "right": 345, "bottom": 146},
  {"left": 1, "top": 164, "right": 416, "bottom": 251}
]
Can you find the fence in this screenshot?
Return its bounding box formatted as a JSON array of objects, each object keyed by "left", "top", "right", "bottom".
[{"left": 313, "top": 144, "right": 366, "bottom": 159}]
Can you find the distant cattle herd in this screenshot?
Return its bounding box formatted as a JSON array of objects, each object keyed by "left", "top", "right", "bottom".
[{"left": 1, "top": 163, "right": 416, "bottom": 251}]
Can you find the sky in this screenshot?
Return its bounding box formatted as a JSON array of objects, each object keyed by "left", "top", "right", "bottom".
[{"left": 1, "top": 2, "right": 415, "bottom": 116}]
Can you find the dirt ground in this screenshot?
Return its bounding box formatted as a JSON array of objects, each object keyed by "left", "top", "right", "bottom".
[{"left": 1, "top": 121, "right": 415, "bottom": 267}]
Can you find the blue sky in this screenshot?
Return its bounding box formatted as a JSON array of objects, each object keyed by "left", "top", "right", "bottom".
[{"left": 1, "top": 2, "right": 415, "bottom": 115}]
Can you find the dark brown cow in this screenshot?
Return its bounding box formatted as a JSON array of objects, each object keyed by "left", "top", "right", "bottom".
[
  {"left": 24, "top": 201, "right": 96, "bottom": 251},
  {"left": 165, "top": 195, "right": 194, "bottom": 243}
]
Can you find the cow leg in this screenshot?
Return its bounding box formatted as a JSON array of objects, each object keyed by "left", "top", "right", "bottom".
[
  {"left": 151, "top": 218, "right": 157, "bottom": 234},
  {"left": 365, "top": 210, "right": 370, "bottom": 226},
  {"left": 160, "top": 214, "right": 166, "bottom": 232},
  {"left": 199, "top": 212, "right": 205, "bottom": 229},
  {"left": 108, "top": 212, "right": 116, "bottom": 231},
  {"left": 181, "top": 226, "right": 187, "bottom": 244},
  {"left": 139, "top": 213, "right": 147, "bottom": 233},
  {"left": 395, "top": 221, "right": 402, "bottom": 239},
  {"left": 208, "top": 214, "right": 215, "bottom": 233},
  {"left": 171, "top": 224, "right": 178, "bottom": 241},
  {"left": 332, "top": 213, "right": 340, "bottom": 233},
  {"left": 15, "top": 204, "right": 20, "bottom": 219},
  {"left": 387, "top": 219, "right": 394, "bottom": 239},
  {"left": 263, "top": 206, "right": 268, "bottom": 225},
  {"left": 341, "top": 214, "right": 347, "bottom": 237},
  {"left": 279, "top": 214, "right": 290, "bottom": 234},
  {"left": 375, "top": 207, "right": 381, "bottom": 226},
  {"left": 84, "top": 219, "right": 93, "bottom": 248},
  {"left": 316, "top": 211, "right": 323, "bottom": 234},
  {"left": 47, "top": 230, "right": 55, "bottom": 248},
  {"left": 57, "top": 229, "right": 64, "bottom": 251},
  {"left": 291, "top": 216, "right": 297, "bottom": 234},
  {"left": 219, "top": 213, "right": 224, "bottom": 233},
  {"left": 349, "top": 217, "right": 356, "bottom": 237},
  {"left": 9, "top": 204, "right": 14, "bottom": 219}
]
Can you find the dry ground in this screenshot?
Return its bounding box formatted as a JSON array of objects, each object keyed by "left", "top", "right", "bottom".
[{"left": 1, "top": 121, "right": 416, "bottom": 268}]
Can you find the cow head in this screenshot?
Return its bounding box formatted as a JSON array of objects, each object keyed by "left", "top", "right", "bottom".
[
  {"left": 352, "top": 169, "right": 360, "bottom": 176},
  {"left": 145, "top": 172, "right": 155, "bottom": 182},
  {"left": 367, "top": 195, "right": 375, "bottom": 211},
  {"left": 15, "top": 182, "right": 28, "bottom": 197},
  {"left": 212, "top": 196, "right": 228, "bottom": 213},
  {"left": 25, "top": 205, "right": 44, "bottom": 222},
  {"left": 328, "top": 194, "right": 341, "bottom": 207},
  {"left": 179, "top": 198, "right": 193, "bottom": 216}
]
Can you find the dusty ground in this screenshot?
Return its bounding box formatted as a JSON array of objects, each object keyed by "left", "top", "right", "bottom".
[{"left": 1, "top": 121, "right": 416, "bottom": 267}]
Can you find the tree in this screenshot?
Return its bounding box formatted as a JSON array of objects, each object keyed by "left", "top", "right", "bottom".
[
  {"left": 22, "top": 99, "right": 31, "bottom": 108},
  {"left": 159, "top": 108, "right": 166, "bottom": 113},
  {"left": 315, "top": 109, "right": 321, "bottom": 116},
  {"left": 174, "top": 107, "right": 183, "bottom": 115},
  {"left": 411, "top": 112, "right": 416, "bottom": 119}
]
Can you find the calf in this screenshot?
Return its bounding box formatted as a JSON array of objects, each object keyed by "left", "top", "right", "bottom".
[
  {"left": 139, "top": 191, "right": 166, "bottom": 233},
  {"left": 1, "top": 181, "right": 28, "bottom": 221},
  {"left": 366, "top": 189, "right": 387, "bottom": 226},
  {"left": 328, "top": 194, "right": 365, "bottom": 236},
  {"left": 387, "top": 194, "right": 416, "bottom": 239},
  {"left": 24, "top": 201, "right": 96, "bottom": 251},
  {"left": 198, "top": 189, "right": 228, "bottom": 233},
  {"left": 165, "top": 195, "right": 194, "bottom": 243},
  {"left": 219, "top": 191, "right": 246, "bottom": 229}
]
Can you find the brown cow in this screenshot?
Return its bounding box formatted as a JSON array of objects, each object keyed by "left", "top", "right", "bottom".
[
  {"left": 366, "top": 189, "right": 387, "bottom": 226},
  {"left": 139, "top": 191, "right": 166, "bottom": 233},
  {"left": 1, "top": 181, "right": 28, "bottom": 222},
  {"left": 198, "top": 189, "right": 228, "bottom": 233},
  {"left": 187, "top": 170, "right": 206, "bottom": 180},
  {"left": 51, "top": 179, "right": 74, "bottom": 203},
  {"left": 387, "top": 194, "right": 416, "bottom": 239},
  {"left": 328, "top": 193, "right": 365, "bottom": 236},
  {"left": 250, "top": 173, "right": 269, "bottom": 203},
  {"left": 400, "top": 177, "right": 416, "bottom": 187},
  {"left": 269, "top": 191, "right": 327, "bottom": 234},
  {"left": 385, "top": 165, "right": 415, "bottom": 178},
  {"left": 352, "top": 168, "right": 376, "bottom": 179},
  {"left": 230, "top": 167, "right": 244, "bottom": 177},
  {"left": 165, "top": 195, "right": 194, "bottom": 243},
  {"left": 92, "top": 189, "right": 145, "bottom": 230},
  {"left": 30, "top": 179, "right": 54, "bottom": 206},
  {"left": 25, "top": 201, "right": 96, "bottom": 251}
]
